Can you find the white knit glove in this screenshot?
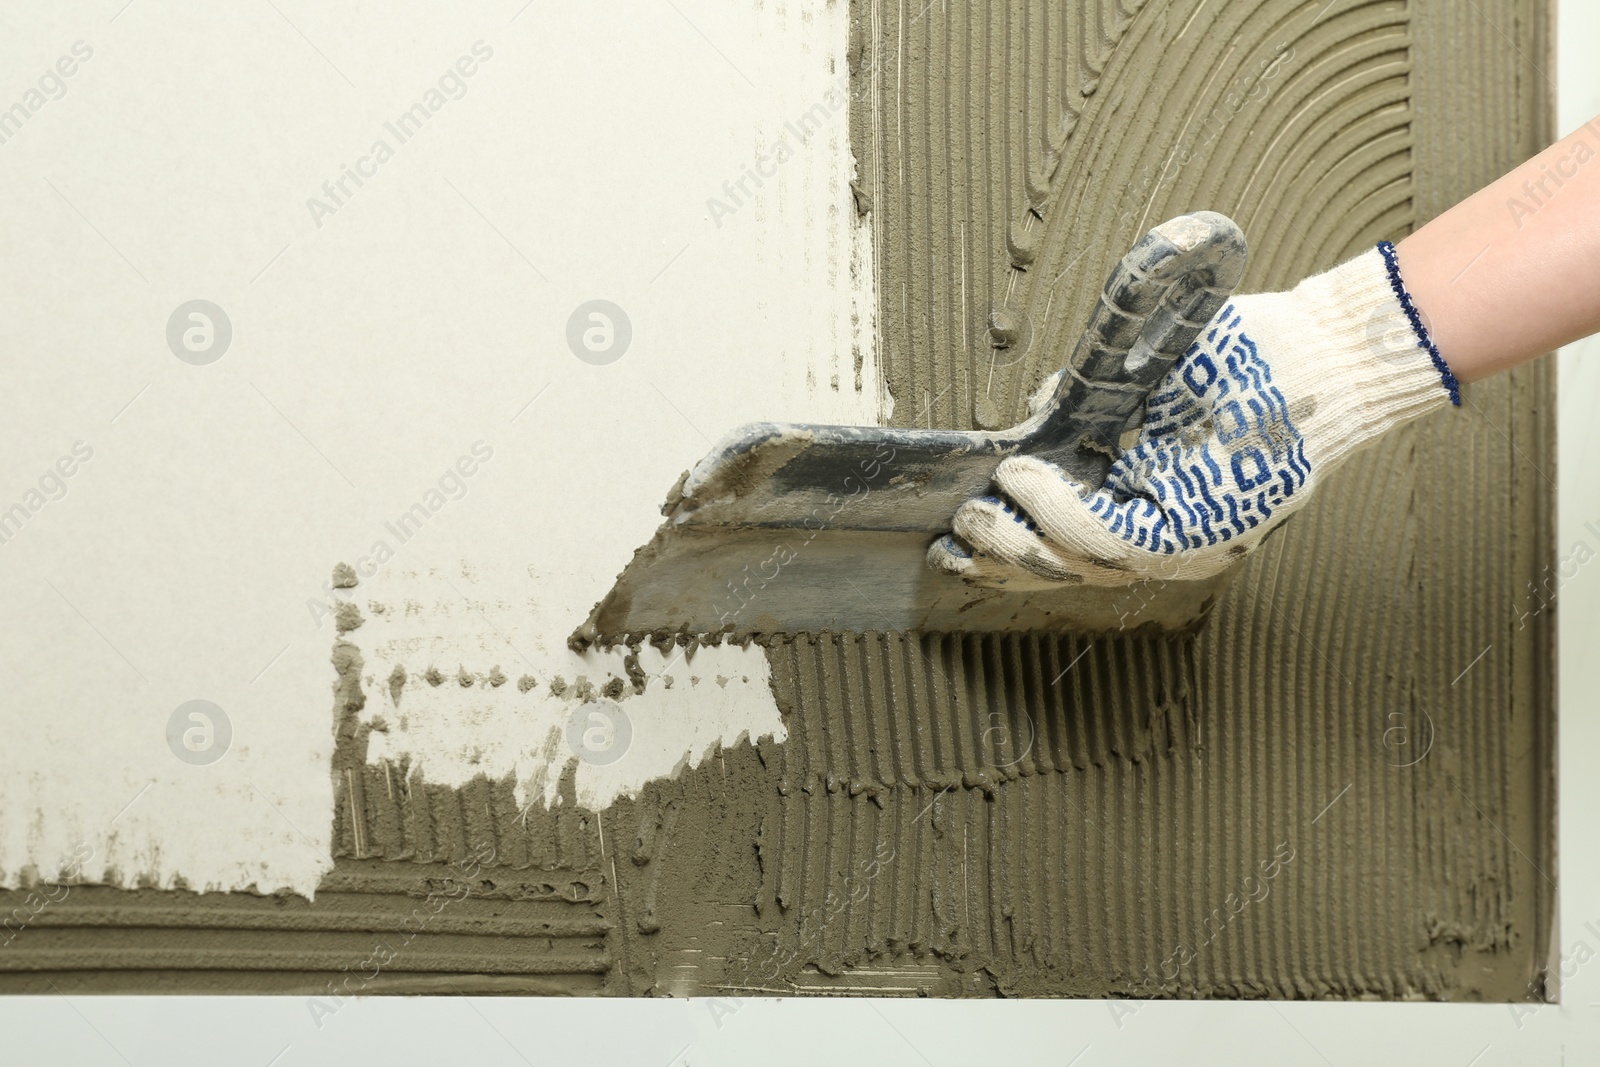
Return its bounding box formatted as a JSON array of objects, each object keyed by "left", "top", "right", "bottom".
[{"left": 929, "top": 242, "right": 1459, "bottom": 587}]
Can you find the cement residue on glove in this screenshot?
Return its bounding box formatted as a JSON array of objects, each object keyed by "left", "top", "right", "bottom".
[{"left": 929, "top": 243, "right": 1459, "bottom": 587}]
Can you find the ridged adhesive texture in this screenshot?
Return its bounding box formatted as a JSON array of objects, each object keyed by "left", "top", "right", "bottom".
[{"left": 0, "top": 0, "right": 1554, "bottom": 998}]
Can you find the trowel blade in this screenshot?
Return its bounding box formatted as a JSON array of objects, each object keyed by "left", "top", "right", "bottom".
[
  {"left": 574, "top": 419, "right": 1232, "bottom": 645},
  {"left": 573, "top": 211, "right": 1255, "bottom": 645}
]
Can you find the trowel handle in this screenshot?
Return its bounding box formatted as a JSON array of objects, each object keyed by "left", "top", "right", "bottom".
[{"left": 1029, "top": 211, "right": 1248, "bottom": 487}]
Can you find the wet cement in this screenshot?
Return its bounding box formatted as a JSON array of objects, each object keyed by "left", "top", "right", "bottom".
[
  {"left": 0, "top": 0, "right": 1555, "bottom": 998},
  {"left": 817, "top": 0, "right": 1556, "bottom": 998},
  {"left": 617, "top": 0, "right": 1554, "bottom": 999}
]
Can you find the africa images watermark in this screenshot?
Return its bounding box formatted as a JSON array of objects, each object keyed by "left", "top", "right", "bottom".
[
  {"left": 306, "top": 439, "right": 495, "bottom": 628},
  {"left": 704, "top": 70, "right": 850, "bottom": 228},
  {"left": 305, "top": 840, "right": 496, "bottom": 1028},
  {"left": 0, "top": 40, "right": 94, "bottom": 149},
  {"left": 1108, "top": 839, "right": 1295, "bottom": 1024},
  {"left": 706, "top": 437, "right": 901, "bottom": 628},
  {"left": 1514, "top": 520, "right": 1600, "bottom": 632},
  {"left": 1505, "top": 114, "right": 1600, "bottom": 229},
  {"left": 305, "top": 40, "right": 495, "bottom": 229},
  {"left": 730, "top": 839, "right": 898, "bottom": 991},
  {"left": 1114, "top": 42, "right": 1295, "bottom": 232},
  {"left": 0, "top": 440, "right": 94, "bottom": 548},
  {"left": 1, "top": 842, "right": 95, "bottom": 948},
  {"left": 703, "top": 0, "right": 984, "bottom": 229},
  {"left": 1509, "top": 918, "right": 1600, "bottom": 1028},
  {"left": 1107, "top": 544, "right": 1187, "bottom": 631}
]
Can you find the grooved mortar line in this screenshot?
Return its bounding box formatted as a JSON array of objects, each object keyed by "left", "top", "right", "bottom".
[{"left": 0, "top": 0, "right": 1554, "bottom": 999}]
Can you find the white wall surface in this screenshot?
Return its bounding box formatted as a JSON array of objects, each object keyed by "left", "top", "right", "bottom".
[
  {"left": 0, "top": 0, "right": 876, "bottom": 897},
  {"left": 0, "top": 1, "right": 1595, "bottom": 1063}
]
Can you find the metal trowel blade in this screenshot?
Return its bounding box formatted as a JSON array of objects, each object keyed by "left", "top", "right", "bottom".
[
  {"left": 571, "top": 419, "right": 1232, "bottom": 646},
  {"left": 572, "top": 211, "right": 1254, "bottom": 646}
]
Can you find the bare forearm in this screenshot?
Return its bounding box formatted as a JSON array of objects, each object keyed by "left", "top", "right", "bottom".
[{"left": 1396, "top": 117, "right": 1600, "bottom": 383}]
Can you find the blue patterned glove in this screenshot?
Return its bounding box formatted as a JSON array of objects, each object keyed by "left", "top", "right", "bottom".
[{"left": 930, "top": 243, "right": 1458, "bottom": 587}]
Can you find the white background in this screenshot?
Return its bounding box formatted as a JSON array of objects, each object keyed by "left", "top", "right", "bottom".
[
  {"left": 0, "top": 0, "right": 876, "bottom": 897},
  {"left": 2, "top": 0, "right": 1596, "bottom": 1063}
]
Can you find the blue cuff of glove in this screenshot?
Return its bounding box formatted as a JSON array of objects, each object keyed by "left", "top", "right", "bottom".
[{"left": 1377, "top": 240, "right": 1462, "bottom": 407}]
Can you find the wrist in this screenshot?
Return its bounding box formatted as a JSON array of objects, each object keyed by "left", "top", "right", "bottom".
[{"left": 1247, "top": 247, "right": 1457, "bottom": 464}]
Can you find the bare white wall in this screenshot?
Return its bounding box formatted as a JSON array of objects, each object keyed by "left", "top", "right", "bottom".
[
  {"left": 0, "top": 0, "right": 875, "bottom": 897},
  {"left": 1, "top": 2, "right": 1595, "bottom": 1064}
]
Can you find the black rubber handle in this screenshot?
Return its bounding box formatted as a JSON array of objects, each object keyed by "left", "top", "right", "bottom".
[{"left": 1027, "top": 211, "right": 1248, "bottom": 487}]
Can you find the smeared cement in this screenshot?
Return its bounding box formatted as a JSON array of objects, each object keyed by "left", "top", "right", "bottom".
[
  {"left": 0, "top": 0, "right": 877, "bottom": 900},
  {"left": 0, "top": 0, "right": 1554, "bottom": 1001},
  {"left": 319, "top": 0, "right": 883, "bottom": 822},
  {"left": 338, "top": 562, "right": 784, "bottom": 811},
  {"left": 814, "top": 0, "right": 1556, "bottom": 999}
]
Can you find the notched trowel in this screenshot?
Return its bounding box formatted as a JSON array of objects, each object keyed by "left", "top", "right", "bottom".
[{"left": 573, "top": 212, "right": 1249, "bottom": 647}]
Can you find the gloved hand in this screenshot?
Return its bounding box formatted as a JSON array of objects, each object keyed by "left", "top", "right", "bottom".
[{"left": 928, "top": 240, "right": 1460, "bottom": 588}]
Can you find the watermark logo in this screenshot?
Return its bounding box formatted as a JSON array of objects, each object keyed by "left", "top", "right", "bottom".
[
  {"left": 1, "top": 841, "right": 94, "bottom": 947},
  {"left": 708, "top": 441, "right": 904, "bottom": 629},
  {"left": 306, "top": 440, "right": 494, "bottom": 628},
  {"left": 307, "top": 841, "right": 494, "bottom": 1029},
  {"left": 704, "top": 71, "right": 850, "bottom": 229},
  {"left": 1380, "top": 708, "right": 1434, "bottom": 768},
  {"left": 1505, "top": 115, "right": 1600, "bottom": 230},
  {"left": 566, "top": 699, "right": 632, "bottom": 765},
  {"left": 166, "top": 300, "right": 232, "bottom": 365},
  {"left": 1113, "top": 838, "right": 1296, "bottom": 1014},
  {"left": 305, "top": 41, "right": 495, "bottom": 230},
  {"left": 1515, "top": 524, "right": 1600, "bottom": 632},
  {"left": 166, "top": 699, "right": 231, "bottom": 765},
  {"left": 982, "top": 708, "right": 1036, "bottom": 769},
  {"left": 0, "top": 440, "right": 93, "bottom": 548},
  {"left": 566, "top": 300, "right": 631, "bottom": 365},
  {"left": 0, "top": 40, "right": 93, "bottom": 149},
  {"left": 1364, "top": 293, "right": 1435, "bottom": 369},
  {"left": 1109, "top": 43, "right": 1295, "bottom": 234}
]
